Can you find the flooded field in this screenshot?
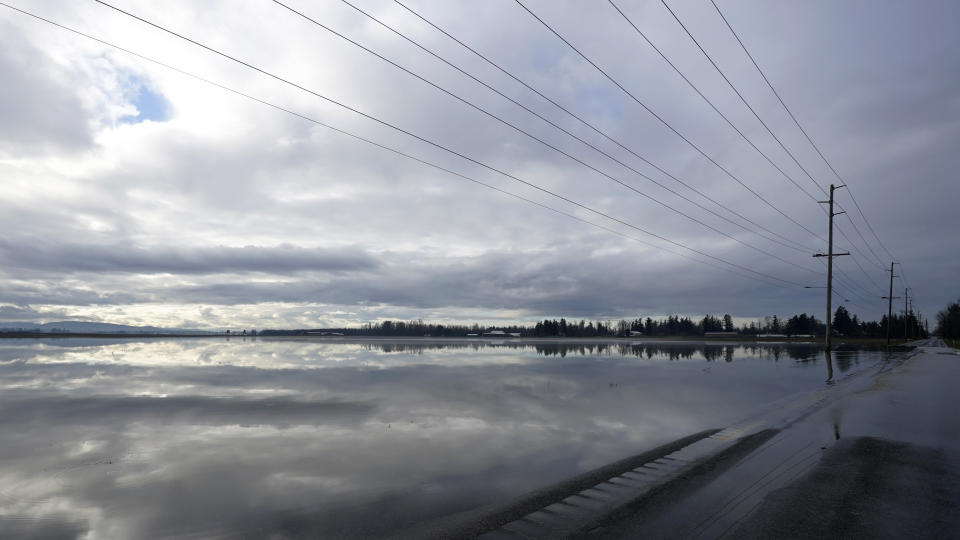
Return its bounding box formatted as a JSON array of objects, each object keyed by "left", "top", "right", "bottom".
[{"left": 0, "top": 338, "right": 889, "bottom": 538}]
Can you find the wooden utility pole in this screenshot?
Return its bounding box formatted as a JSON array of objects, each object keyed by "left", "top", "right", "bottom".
[
  {"left": 904, "top": 288, "right": 911, "bottom": 342},
  {"left": 814, "top": 184, "right": 849, "bottom": 351},
  {"left": 883, "top": 262, "right": 900, "bottom": 346}
]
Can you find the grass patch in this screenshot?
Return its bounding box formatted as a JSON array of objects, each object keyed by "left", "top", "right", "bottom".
[{"left": 947, "top": 339, "right": 960, "bottom": 349}]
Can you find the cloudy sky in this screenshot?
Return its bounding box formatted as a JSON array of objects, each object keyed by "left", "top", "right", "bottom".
[{"left": 1, "top": 0, "right": 958, "bottom": 329}]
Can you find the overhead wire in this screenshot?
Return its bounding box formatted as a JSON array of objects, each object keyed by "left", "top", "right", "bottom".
[
  {"left": 811, "top": 256, "right": 881, "bottom": 302},
  {"left": 648, "top": 0, "right": 886, "bottom": 292},
  {"left": 353, "top": 1, "right": 887, "bottom": 303},
  {"left": 77, "top": 0, "right": 812, "bottom": 288},
  {"left": 652, "top": 0, "right": 826, "bottom": 200},
  {"left": 836, "top": 215, "right": 886, "bottom": 269},
  {"left": 654, "top": 1, "right": 887, "bottom": 285},
  {"left": 112, "top": 1, "right": 901, "bottom": 310},
  {"left": 513, "top": 0, "right": 826, "bottom": 244},
  {"left": 271, "top": 0, "right": 822, "bottom": 275},
  {"left": 833, "top": 219, "right": 892, "bottom": 289},
  {"left": 707, "top": 0, "right": 898, "bottom": 273},
  {"left": 897, "top": 266, "right": 912, "bottom": 290},
  {"left": 827, "top": 266, "right": 883, "bottom": 311},
  {"left": 397, "top": 0, "right": 884, "bottom": 318},
  {"left": 831, "top": 288, "right": 877, "bottom": 317},
  {"left": 0, "top": 1, "right": 804, "bottom": 292},
  {"left": 807, "top": 253, "right": 882, "bottom": 305},
  {"left": 332, "top": 0, "right": 812, "bottom": 257},
  {"left": 392, "top": 0, "right": 814, "bottom": 253},
  {"left": 841, "top": 252, "right": 884, "bottom": 294},
  {"left": 833, "top": 271, "right": 882, "bottom": 305},
  {"left": 711, "top": 0, "right": 898, "bottom": 263}
]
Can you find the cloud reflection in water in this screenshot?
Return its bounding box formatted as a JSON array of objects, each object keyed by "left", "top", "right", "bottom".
[{"left": 0, "top": 338, "right": 881, "bottom": 538}]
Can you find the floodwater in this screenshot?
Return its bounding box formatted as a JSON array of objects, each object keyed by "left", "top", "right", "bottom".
[{"left": 0, "top": 338, "right": 888, "bottom": 538}]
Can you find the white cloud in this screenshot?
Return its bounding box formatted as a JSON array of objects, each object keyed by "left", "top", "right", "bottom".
[{"left": 1, "top": 0, "right": 958, "bottom": 327}]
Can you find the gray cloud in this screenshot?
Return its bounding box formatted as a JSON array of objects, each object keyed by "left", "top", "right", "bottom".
[
  {"left": 0, "top": 0, "right": 957, "bottom": 326},
  {"left": 0, "top": 21, "right": 94, "bottom": 155},
  {"left": 153, "top": 247, "right": 804, "bottom": 320},
  {"left": 0, "top": 240, "right": 380, "bottom": 275},
  {"left": 0, "top": 304, "right": 54, "bottom": 321}
]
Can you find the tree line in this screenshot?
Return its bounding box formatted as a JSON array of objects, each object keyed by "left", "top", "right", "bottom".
[
  {"left": 255, "top": 306, "right": 930, "bottom": 339},
  {"left": 937, "top": 299, "right": 960, "bottom": 339}
]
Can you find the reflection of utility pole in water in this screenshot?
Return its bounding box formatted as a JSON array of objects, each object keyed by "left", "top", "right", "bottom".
[
  {"left": 831, "top": 405, "right": 841, "bottom": 440},
  {"left": 824, "top": 349, "right": 834, "bottom": 384}
]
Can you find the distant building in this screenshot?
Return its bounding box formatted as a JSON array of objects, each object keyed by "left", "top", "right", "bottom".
[
  {"left": 484, "top": 330, "right": 506, "bottom": 336},
  {"left": 629, "top": 330, "right": 644, "bottom": 336},
  {"left": 704, "top": 332, "right": 738, "bottom": 338}
]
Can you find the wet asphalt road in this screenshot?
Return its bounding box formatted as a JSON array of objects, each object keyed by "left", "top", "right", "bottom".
[
  {"left": 731, "top": 435, "right": 960, "bottom": 539},
  {"left": 586, "top": 339, "right": 960, "bottom": 539}
]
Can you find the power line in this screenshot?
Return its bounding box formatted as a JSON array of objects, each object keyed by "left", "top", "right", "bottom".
[
  {"left": 809, "top": 252, "right": 882, "bottom": 303},
  {"left": 816, "top": 224, "right": 885, "bottom": 296},
  {"left": 514, "top": 0, "right": 825, "bottom": 243},
  {"left": 897, "top": 265, "right": 912, "bottom": 290},
  {"left": 272, "top": 0, "right": 820, "bottom": 274},
  {"left": 817, "top": 256, "right": 879, "bottom": 302},
  {"left": 0, "top": 1, "right": 911, "bottom": 325},
  {"left": 708, "top": 0, "right": 899, "bottom": 275},
  {"left": 831, "top": 287, "right": 877, "bottom": 317},
  {"left": 653, "top": 0, "right": 826, "bottom": 201},
  {"left": 393, "top": 0, "right": 814, "bottom": 253},
  {"left": 831, "top": 222, "right": 889, "bottom": 292},
  {"left": 828, "top": 268, "right": 883, "bottom": 313},
  {"left": 837, "top": 211, "right": 887, "bottom": 269},
  {"left": 838, "top": 253, "right": 884, "bottom": 294},
  {"left": 833, "top": 270, "right": 881, "bottom": 305},
  {"left": 643, "top": 0, "right": 885, "bottom": 292},
  {"left": 848, "top": 189, "right": 899, "bottom": 264},
  {"left": 331, "top": 0, "right": 814, "bottom": 258},
  {"left": 397, "top": 0, "right": 897, "bottom": 306},
  {"left": 0, "top": 1, "right": 799, "bottom": 292},
  {"left": 80, "top": 0, "right": 811, "bottom": 288},
  {"left": 611, "top": 0, "right": 824, "bottom": 215},
  {"left": 570, "top": 0, "right": 889, "bottom": 301}
]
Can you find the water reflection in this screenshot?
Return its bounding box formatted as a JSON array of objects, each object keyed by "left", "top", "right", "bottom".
[
  {"left": 0, "top": 338, "right": 888, "bottom": 538},
  {"left": 825, "top": 349, "right": 835, "bottom": 384},
  {"left": 355, "top": 339, "right": 878, "bottom": 366}
]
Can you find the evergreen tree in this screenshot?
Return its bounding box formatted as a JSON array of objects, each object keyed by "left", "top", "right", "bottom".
[
  {"left": 833, "top": 306, "right": 853, "bottom": 335},
  {"left": 936, "top": 300, "right": 960, "bottom": 339}
]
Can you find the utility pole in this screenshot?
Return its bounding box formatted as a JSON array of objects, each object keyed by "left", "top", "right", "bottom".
[
  {"left": 903, "top": 287, "right": 913, "bottom": 341},
  {"left": 882, "top": 262, "right": 900, "bottom": 346},
  {"left": 904, "top": 289, "right": 911, "bottom": 342},
  {"left": 813, "top": 184, "right": 849, "bottom": 351}
]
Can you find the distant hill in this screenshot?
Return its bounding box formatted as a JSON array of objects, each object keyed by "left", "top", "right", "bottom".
[{"left": 0, "top": 321, "right": 213, "bottom": 334}]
